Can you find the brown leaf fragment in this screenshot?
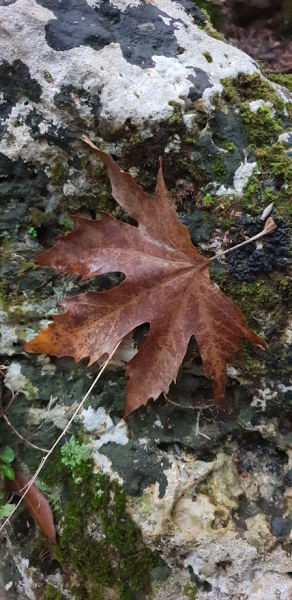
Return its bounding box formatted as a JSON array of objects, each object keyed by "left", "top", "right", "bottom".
[
  {"left": 24, "top": 136, "right": 266, "bottom": 418},
  {"left": 10, "top": 472, "right": 56, "bottom": 544}
]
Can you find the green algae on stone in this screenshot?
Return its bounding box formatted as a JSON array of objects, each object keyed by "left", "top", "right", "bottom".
[
  {"left": 212, "top": 155, "right": 227, "bottom": 180},
  {"left": 45, "top": 585, "right": 63, "bottom": 600},
  {"left": 203, "top": 51, "right": 213, "bottom": 63},
  {"left": 168, "top": 101, "right": 183, "bottom": 125},
  {"left": 0, "top": 280, "right": 8, "bottom": 310},
  {"left": 23, "top": 379, "right": 38, "bottom": 401},
  {"left": 17, "top": 261, "right": 37, "bottom": 277},
  {"left": 59, "top": 212, "right": 75, "bottom": 233},
  {"left": 196, "top": 5, "right": 224, "bottom": 40},
  {"left": 221, "top": 141, "right": 236, "bottom": 152},
  {"left": 219, "top": 74, "right": 291, "bottom": 147},
  {"left": 183, "top": 580, "right": 197, "bottom": 600},
  {"left": 50, "top": 163, "right": 67, "bottom": 186},
  {"left": 30, "top": 207, "right": 55, "bottom": 228},
  {"left": 224, "top": 280, "right": 276, "bottom": 323},
  {"left": 60, "top": 435, "right": 92, "bottom": 482}
]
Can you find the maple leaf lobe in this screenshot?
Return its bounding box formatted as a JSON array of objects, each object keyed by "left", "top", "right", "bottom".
[
  {"left": 25, "top": 137, "right": 266, "bottom": 417},
  {"left": 10, "top": 472, "right": 56, "bottom": 544}
]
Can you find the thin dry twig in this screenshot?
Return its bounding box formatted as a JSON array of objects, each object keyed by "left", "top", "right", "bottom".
[
  {"left": 164, "top": 395, "right": 193, "bottom": 410},
  {"left": 0, "top": 387, "right": 18, "bottom": 417},
  {"left": 196, "top": 409, "right": 211, "bottom": 441},
  {"left": 165, "top": 394, "right": 212, "bottom": 440},
  {"left": 26, "top": 395, "right": 59, "bottom": 441},
  {"left": 0, "top": 340, "right": 121, "bottom": 536},
  {"left": 0, "top": 398, "right": 49, "bottom": 454}
]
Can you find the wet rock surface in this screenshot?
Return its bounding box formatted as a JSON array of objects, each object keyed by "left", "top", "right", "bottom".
[{"left": 0, "top": 1, "right": 292, "bottom": 599}]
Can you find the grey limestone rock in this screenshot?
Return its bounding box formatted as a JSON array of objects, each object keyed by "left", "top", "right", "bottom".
[{"left": 0, "top": 1, "right": 292, "bottom": 599}]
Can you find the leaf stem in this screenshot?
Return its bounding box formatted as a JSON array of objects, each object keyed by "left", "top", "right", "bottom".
[{"left": 208, "top": 217, "right": 277, "bottom": 263}]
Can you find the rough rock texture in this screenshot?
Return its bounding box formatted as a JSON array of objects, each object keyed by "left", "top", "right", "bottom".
[{"left": 0, "top": 1, "right": 292, "bottom": 599}]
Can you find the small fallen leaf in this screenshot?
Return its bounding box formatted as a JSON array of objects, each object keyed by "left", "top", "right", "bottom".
[
  {"left": 260, "top": 202, "right": 274, "bottom": 221},
  {"left": 10, "top": 472, "right": 56, "bottom": 544}
]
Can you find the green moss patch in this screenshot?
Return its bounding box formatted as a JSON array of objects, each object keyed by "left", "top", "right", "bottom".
[
  {"left": 240, "top": 105, "right": 281, "bottom": 146},
  {"left": 221, "top": 73, "right": 287, "bottom": 147},
  {"left": 50, "top": 163, "right": 67, "bottom": 186},
  {"left": 45, "top": 585, "right": 63, "bottom": 600},
  {"left": 203, "top": 51, "right": 213, "bottom": 63},
  {"left": 243, "top": 143, "right": 292, "bottom": 221},
  {"left": 222, "top": 73, "right": 285, "bottom": 112},
  {"left": 42, "top": 440, "right": 155, "bottom": 600},
  {"left": 168, "top": 101, "right": 183, "bottom": 125},
  {"left": 267, "top": 74, "right": 292, "bottom": 93}
]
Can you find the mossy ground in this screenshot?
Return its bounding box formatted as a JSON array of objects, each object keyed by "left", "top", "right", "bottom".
[
  {"left": 45, "top": 585, "right": 63, "bottom": 600},
  {"left": 267, "top": 74, "right": 292, "bottom": 93},
  {"left": 40, "top": 441, "right": 155, "bottom": 600}
]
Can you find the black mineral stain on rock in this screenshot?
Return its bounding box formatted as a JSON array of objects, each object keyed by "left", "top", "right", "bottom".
[
  {"left": 0, "top": 59, "right": 42, "bottom": 124},
  {"left": 181, "top": 212, "right": 212, "bottom": 244},
  {"left": 270, "top": 515, "right": 292, "bottom": 541},
  {"left": 54, "top": 84, "right": 101, "bottom": 128},
  {"left": 228, "top": 217, "right": 291, "bottom": 282},
  {"left": 0, "top": 153, "right": 48, "bottom": 239},
  {"left": 100, "top": 439, "right": 170, "bottom": 497},
  {"left": 237, "top": 435, "right": 287, "bottom": 476},
  {"left": 36, "top": 0, "right": 112, "bottom": 52},
  {"left": 284, "top": 469, "right": 292, "bottom": 487},
  {"left": 36, "top": 0, "right": 181, "bottom": 67},
  {"left": 175, "top": 0, "right": 207, "bottom": 26},
  {"left": 114, "top": 3, "right": 181, "bottom": 68},
  {"left": 25, "top": 109, "right": 79, "bottom": 152},
  {"left": 187, "top": 68, "right": 211, "bottom": 102}
]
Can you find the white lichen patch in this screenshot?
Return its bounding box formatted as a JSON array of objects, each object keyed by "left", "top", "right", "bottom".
[
  {"left": 4, "top": 361, "right": 38, "bottom": 400},
  {"left": 29, "top": 404, "right": 72, "bottom": 430},
  {"left": 251, "top": 385, "right": 277, "bottom": 411},
  {"left": 172, "top": 493, "right": 223, "bottom": 542},
  {"left": 249, "top": 99, "right": 275, "bottom": 117},
  {"left": 99, "top": 333, "right": 137, "bottom": 368},
  {"left": 283, "top": 315, "right": 292, "bottom": 345},
  {"left": 217, "top": 159, "right": 258, "bottom": 196},
  {"left": 278, "top": 131, "right": 292, "bottom": 144},
  {"left": 36, "top": 354, "right": 56, "bottom": 376},
  {"left": 81, "top": 406, "right": 129, "bottom": 449},
  {"left": 233, "top": 159, "right": 258, "bottom": 194},
  {"left": 15, "top": 557, "right": 36, "bottom": 600},
  {"left": 164, "top": 133, "right": 181, "bottom": 153},
  {"left": 185, "top": 539, "right": 292, "bottom": 600},
  {"left": 0, "top": 320, "right": 18, "bottom": 356}
]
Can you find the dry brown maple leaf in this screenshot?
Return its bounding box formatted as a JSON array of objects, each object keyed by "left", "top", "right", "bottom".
[
  {"left": 24, "top": 135, "right": 266, "bottom": 417},
  {"left": 10, "top": 472, "right": 56, "bottom": 544}
]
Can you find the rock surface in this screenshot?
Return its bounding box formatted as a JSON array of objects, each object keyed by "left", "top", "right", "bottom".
[{"left": 0, "top": 1, "right": 292, "bottom": 599}]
